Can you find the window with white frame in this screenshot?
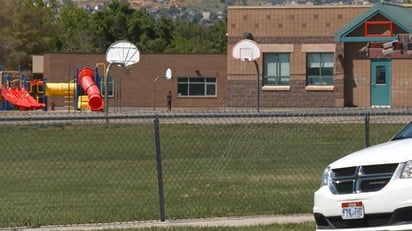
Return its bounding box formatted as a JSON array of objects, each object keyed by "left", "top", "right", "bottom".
[
  {"left": 307, "top": 53, "right": 334, "bottom": 86},
  {"left": 177, "top": 77, "right": 216, "bottom": 96},
  {"left": 99, "top": 76, "right": 114, "bottom": 97},
  {"left": 263, "top": 53, "right": 290, "bottom": 86}
]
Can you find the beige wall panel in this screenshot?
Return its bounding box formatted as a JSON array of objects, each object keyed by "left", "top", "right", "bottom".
[
  {"left": 301, "top": 44, "right": 336, "bottom": 52},
  {"left": 392, "top": 60, "right": 412, "bottom": 107},
  {"left": 32, "top": 55, "right": 44, "bottom": 74},
  {"left": 351, "top": 59, "right": 371, "bottom": 107},
  {"left": 259, "top": 44, "right": 294, "bottom": 53}
]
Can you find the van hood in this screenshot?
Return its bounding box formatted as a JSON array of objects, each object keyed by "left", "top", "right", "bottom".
[{"left": 329, "top": 139, "right": 412, "bottom": 169}]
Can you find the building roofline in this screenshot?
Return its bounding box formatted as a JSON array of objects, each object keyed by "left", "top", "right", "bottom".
[{"left": 227, "top": 3, "right": 412, "bottom": 10}]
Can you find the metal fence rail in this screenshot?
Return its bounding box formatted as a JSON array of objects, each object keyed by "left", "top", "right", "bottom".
[{"left": 0, "top": 109, "right": 410, "bottom": 228}]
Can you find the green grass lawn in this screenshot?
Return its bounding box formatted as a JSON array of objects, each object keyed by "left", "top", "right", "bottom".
[{"left": 0, "top": 121, "right": 403, "bottom": 228}]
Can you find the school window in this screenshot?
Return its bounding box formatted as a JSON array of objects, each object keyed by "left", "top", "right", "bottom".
[
  {"left": 263, "top": 53, "right": 290, "bottom": 86},
  {"left": 99, "top": 76, "right": 114, "bottom": 97},
  {"left": 177, "top": 77, "right": 216, "bottom": 96},
  {"left": 307, "top": 53, "right": 334, "bottom": 86}
]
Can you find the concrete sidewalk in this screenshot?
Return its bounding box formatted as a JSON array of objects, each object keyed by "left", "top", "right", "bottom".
[{"left": 17, "top": 214, "right": 314, "bottom": 231}]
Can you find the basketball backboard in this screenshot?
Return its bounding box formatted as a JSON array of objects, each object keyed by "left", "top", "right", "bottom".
[
  {"left": 165, "top": 68, "right": 172, "bottom": 80},
  {"left": 106, "top": 40, "right": 140, "bottom": 67},
  {"left": 232, "top": 39, "right": 261, "bottom": 61}
]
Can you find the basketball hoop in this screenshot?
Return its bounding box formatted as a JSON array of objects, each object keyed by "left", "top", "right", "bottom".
[
  {"left": 106, "top": 40, "right": 140, "bottom": 67},
  {"left": 232, "top": 39, "right": 261, "bottom": 62}
]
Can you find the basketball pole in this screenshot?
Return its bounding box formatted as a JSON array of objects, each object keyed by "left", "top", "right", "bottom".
[
  {"left": 232, "top": 39, "right": 261, "bottom": 112},
  {"left": 105, "top": 40, "right": 140, "bottom": 123},
  {"left": 105, "top": 62, "right": 113, "bottom": 124},
  {"left": 252, "top": 59, "right": 260, "bottom": 112},
  {"left": 243, "top": 58, "right": 260, "bottom": 112}
]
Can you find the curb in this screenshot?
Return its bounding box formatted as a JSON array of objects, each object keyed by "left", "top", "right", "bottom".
[{"left": 16, "top": 214, "right": 314, "bottom": 231}]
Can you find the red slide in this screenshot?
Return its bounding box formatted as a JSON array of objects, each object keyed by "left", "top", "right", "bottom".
[
  {"left": 1, "top": 85, "right": 45, "bottom": 110},
  {"left": 19, "top": 88, "right": 45, "bottom": 109},
  {"left": 78, "top": 68, "right": 104, "bottom": 111}
]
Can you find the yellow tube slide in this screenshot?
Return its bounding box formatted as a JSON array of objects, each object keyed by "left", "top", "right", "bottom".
[{"left": 45, "top": 83, "right": 76, "bottom": 96}]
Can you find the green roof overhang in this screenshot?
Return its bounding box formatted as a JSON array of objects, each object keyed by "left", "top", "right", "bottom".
[
  {"left": 338, "top": 36, "right": 398, "bottom": 43},
  {"left": 334, "top": 3, "right": 412, "bottom": 43}
]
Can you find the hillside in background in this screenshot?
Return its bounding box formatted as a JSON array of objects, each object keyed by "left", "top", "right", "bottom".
[
  {"left": 73, "top": 0, "right": 266, "bottom": 11},
  {"left": 72, "top": 0, "right": 231, "bottom": 24}
]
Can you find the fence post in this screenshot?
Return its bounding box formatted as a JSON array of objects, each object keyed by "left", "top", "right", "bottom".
[
  {"left": 154, "top": 115, "right": 166, "bottom": 221},
  {"left": 364, "top": 111, "right": 370, "bottom": 147}
]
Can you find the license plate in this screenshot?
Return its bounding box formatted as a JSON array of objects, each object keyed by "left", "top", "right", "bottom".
[{"left": 341, "top": 201, "right": 364, "bottom": 220}]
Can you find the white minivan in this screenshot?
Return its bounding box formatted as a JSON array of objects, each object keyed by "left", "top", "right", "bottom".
[{"left": 313, "top": 122, "right": 412, "bottom": 230}]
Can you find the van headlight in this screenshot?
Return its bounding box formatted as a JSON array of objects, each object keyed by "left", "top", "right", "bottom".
[
  {"left": 401, "top": 160, "right": 412, "bottom": 179},
  {"left": 321, "top": 166, "right": 331, "bottom": 186}
]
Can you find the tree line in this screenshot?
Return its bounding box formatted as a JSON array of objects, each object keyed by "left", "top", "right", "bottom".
[{"left": 0, "top": 0, "right": 227, "bottom": 70}]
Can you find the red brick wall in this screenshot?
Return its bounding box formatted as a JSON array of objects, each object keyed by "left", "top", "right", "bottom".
[
  {"left": 226, "top": 5, "right": 412, "bottom": 108},
  {"left": 43, "top": 53, "right": 227, "bottom": 110},
  {"left": 226, "top": 6, "right": 370, "bottom": 108}
]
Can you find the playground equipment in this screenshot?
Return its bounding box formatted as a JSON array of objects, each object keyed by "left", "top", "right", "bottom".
[
  {"left": 78, "top": 68, "right": 104, "bottom": 111},
  {"left": 0, "top": 70, "right": 43, "bottom": 110},
  {"left": 1, "top": 85, "right": 44, "bottom": 110},
  {"left": 0, "top": 67, "right": 104, "bottom": 111}
]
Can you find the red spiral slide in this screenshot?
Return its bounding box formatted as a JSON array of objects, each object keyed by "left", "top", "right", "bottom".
[{"left": 78, "top": 68, "right": 104, "bottom": 111}]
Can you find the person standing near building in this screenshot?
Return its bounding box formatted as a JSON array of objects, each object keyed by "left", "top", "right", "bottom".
[{"left": 166, "top": 91, "right": 172, "bottom": 111}]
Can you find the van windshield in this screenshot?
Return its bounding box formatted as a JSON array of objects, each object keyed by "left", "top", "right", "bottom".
[{"left": 391, "top": 122, "right": 412, "bottom": 141}]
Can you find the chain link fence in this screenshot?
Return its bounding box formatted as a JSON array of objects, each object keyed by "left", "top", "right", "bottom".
[{"left": 0, "top": 109, "right": 410, "bottom": 228}]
